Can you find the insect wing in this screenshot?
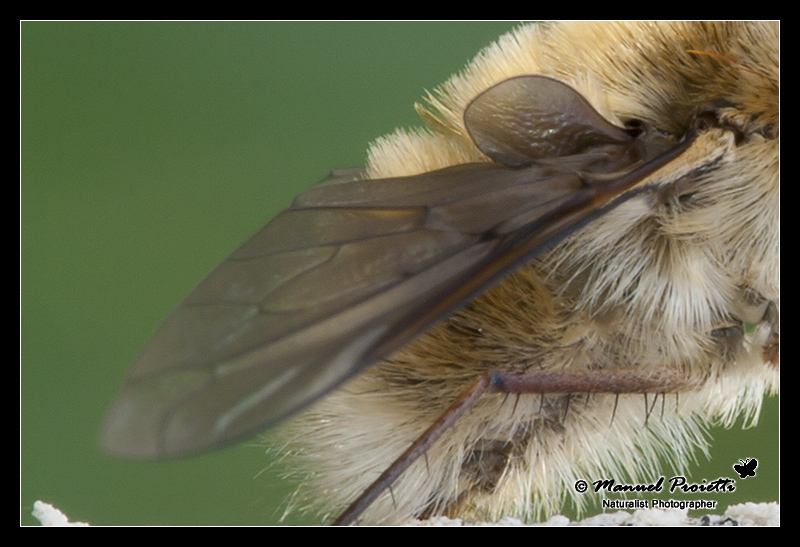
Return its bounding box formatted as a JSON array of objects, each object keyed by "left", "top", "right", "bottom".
[
  {"left": 102, "top": 76, "right": 691, "bottom": 458},
  {"left": 464, "top": 76, "right": 633, "bottom": 167}
]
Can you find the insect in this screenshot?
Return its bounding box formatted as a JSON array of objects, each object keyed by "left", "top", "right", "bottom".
[
  {"left": 734, "top": 458, "right": 758, "bottom": 479},
  {"left": 102, "top": 22, "right": 779, "bottom": 524}
]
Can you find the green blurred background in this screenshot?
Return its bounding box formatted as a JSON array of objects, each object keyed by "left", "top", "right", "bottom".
[{"left": 21, "top": 21, "right": 778, "bottom": 526}]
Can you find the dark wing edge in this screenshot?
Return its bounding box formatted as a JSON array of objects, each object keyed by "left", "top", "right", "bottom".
[{"left": 101, "top": 76, "right": 693, "bottom": 459}]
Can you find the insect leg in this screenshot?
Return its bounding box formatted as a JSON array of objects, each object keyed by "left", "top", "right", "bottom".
[
  {"left": 333, "top": 368, "right": 695, "bottom": 525},
  {"left": 332, "top": 374, "right": 492, "bottom": 526}
]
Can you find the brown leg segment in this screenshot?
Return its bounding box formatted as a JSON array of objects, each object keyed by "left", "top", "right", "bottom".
[{"left": 333, "top": 368, "right": 695, "bottom": 525}]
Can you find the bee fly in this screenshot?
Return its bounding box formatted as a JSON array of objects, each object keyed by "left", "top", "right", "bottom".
[{"left": 102, "top": 22, "right": 779, "bottom": 524}]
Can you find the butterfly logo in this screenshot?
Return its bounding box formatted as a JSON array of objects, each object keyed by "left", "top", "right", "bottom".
[{"left": 733, "top": 458, "right": 758, "bottom": 478}]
